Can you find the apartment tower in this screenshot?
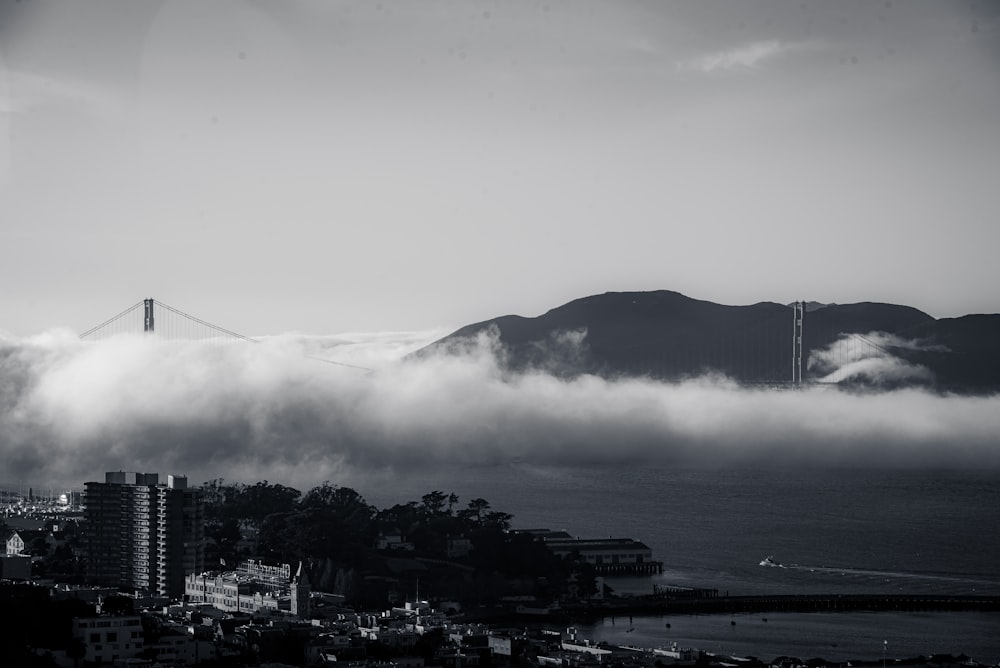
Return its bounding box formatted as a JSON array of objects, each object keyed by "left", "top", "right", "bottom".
[{"left": 84, "top": 471, "right": 204, "bottom": 598}]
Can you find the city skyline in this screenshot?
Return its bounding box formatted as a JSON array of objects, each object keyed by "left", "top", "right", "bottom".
[
  {"left": 2, "top": 1, "right": 1000, "bottom": 339},
  {"left": 3, "top": 6, "right": 998, "bottom": 657}
]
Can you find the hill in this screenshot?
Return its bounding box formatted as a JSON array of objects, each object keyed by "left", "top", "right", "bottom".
[{"left": 416, "top": 291, "right": 1000, "bottom": 392}]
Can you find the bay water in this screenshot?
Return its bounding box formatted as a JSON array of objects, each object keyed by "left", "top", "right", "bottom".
[{"left": 362, "top": 463, "right": 1000, "bottom": 661}]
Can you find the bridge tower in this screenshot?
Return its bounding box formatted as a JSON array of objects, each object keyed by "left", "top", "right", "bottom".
[
  {"left": 144, "top": 298, "right": 155, "bottom": 333},
  {"left": 792, "top": 301, "right": 804, "bottom": 384}
]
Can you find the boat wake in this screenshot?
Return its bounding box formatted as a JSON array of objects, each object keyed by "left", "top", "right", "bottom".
[{"left": 760, "top": 558, "right": 1000, "bottom": 591}]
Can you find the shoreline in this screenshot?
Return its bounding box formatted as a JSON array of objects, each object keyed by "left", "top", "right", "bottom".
[
  {"left": 459, "top": 597, "right": 1000, "bottom": 664},
  {"left": 571, "top": 593, "right": 1000, "bottom": 617},
  {"left": 459, "top": 594, "right": 1000, "bottom": 625}
]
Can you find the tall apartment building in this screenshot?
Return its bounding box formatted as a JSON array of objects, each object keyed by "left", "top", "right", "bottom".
[{"left": 84, "top": 471, "right": 205, "bottom": 599}]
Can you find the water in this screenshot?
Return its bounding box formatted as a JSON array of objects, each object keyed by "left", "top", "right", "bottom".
[
  {"left": 361, "top": 464, "right": 1000, "bottom": 660},
  {"left": 582, "top": 611, "right": 1000, "bottom": 663}
]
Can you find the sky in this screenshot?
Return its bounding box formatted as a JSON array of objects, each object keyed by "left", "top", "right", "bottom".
[
  {"left": 2, "top": 0, "right": 999, "bottom": 338},
  {"left": 2, "top": 2, "right": 1000, "bottom": 491}
]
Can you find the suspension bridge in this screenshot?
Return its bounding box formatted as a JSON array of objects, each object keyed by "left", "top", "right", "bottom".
[
  {"left": 80, "top": 299, "right": 255, "bottom": 344},
  {"left": 80, "top": 298, "right": 371, "bottom": 371},
  {"left": 78, "top": 299, "right": 893, "bottom": 385}
]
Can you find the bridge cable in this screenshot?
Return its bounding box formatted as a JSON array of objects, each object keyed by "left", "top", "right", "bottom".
[
  {"left": 80, "top": 299, "right": 374, "bottom": 372},
  {"left": 154, "top": 300, "right": 374, "bottom": 372},
  {"left": 79, "top": 301, "right": 145, "bottom": 339},
  {"left": 846, "top": 333, "right": 894, "bottom": 358},
  {"left": 154, "top": 300, "right": 259, "bottom": 345}
]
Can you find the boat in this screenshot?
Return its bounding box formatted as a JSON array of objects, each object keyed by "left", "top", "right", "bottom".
[{"left": 759, "top": 555, "right": 781, "bottom": 567}]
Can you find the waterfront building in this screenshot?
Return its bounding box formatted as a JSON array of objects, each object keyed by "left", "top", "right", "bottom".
[
  {"left": 83, "top": 471, "right": 204, "bottom": 598},
  {"left": 185, "top": 559, "right": 310, "bottom": 616},
  {"left": 538, "top": 534, "right": 663, "bottom": 574}
]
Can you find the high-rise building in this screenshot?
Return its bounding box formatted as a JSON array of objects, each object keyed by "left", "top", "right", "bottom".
[{"left": 84, "top": 471, "right": 204, "bottom": 598}]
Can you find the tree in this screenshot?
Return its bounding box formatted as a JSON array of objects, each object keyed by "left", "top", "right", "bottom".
[
  {"left": 205, "top": 518, "right": 242, "bottom": 567},
  {"left": 420, "top": 491, "right": 449, "bottom": 516},
  {"left": 300, "top": 483, "right": 375, "bottom": 536},
  {"left": 375, "top": 502, "right": 420, "bottom": 535},
  {"left": 257, "top": 512, "right": 300, "bottom": 563},
  {"left": 458, "top": 498, "right": 491, "bottom": 524},
  {"left": 238, "top": 481, "right": 300, "bottom": 522},
  {"left": 202, "top": 479, "right": 300, "bottom": 525},
  {"left": 30, "top": 536, "right": 51, "bottom": 558},
  {"left": 483, "top": 511, "right": 513, "bottom": 531}
]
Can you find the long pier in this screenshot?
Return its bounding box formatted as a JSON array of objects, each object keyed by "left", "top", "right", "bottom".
[{"left": 567, "top": 594, "right": 1000, "bottom": 618}]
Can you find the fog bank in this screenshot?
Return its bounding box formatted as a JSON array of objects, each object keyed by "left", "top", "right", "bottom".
[{"left": 1, "top": 329, "right": 998, "bottom": 491}]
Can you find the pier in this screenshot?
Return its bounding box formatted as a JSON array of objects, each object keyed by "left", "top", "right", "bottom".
[
  {"left": 571, "top": 594, "right": 1000, "bottom": 618},
  {"left": 594, "top": 561, "right": 664, "bottom": 575}
]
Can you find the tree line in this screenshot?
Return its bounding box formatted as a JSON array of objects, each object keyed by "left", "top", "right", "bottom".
[{"left": 201, "top": 480, "right": 597, "bottom": 605}]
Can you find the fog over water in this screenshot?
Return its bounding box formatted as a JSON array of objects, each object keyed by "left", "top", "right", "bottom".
[{"left": 2, "top": 328, "right": 998, "bottom": 490}]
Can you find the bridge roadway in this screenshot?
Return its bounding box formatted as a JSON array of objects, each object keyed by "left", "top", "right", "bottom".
[{"left": 563, "top": 594, "right": 1000, "bottom": 618}]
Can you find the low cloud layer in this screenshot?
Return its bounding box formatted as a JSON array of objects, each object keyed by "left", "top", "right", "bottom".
[
  {"left": 809, "top": 332, "right": 945, "bottom": 385},
  {"left": 2, "top": 329, "right": 998, "bottom": 492}
]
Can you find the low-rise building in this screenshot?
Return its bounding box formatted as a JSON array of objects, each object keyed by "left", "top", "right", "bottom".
[
  {"left": 0, "top": 554, "right": 31, "bottom": 580},
  {"left": 147, "top": 627, "right": 218, "bottom": 665},
  {"left": 377, "top": 530, "right": 415, "bottom": 551},
  {"left": 539, "top": 535, "right": 662, "bottom": 574},
  {"left": 446, "top": 535, "right": 474, "bottom": 559},
  {"left": 5, "top": 528, "right": 54, "bottom": 556},
  {"left": 72, "top": 614, "right": 144, "bottom": 665},
  {"left": 185, "top": 559, "right": 311, "bottom": 617}
]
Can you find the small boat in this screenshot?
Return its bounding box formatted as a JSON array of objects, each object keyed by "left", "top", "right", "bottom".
[{"left": 759, "top": 555, "right": 781, "bottom": 567}]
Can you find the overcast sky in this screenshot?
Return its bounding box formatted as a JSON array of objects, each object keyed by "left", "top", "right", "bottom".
[{"left": 2, "top": 0, "right": 999, "bottom": 338}]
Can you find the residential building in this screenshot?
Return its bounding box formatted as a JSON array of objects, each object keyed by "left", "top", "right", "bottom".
[
  {"left": 83, "top": 471, "right": 204, "bottom": 598},
  {"left": 0, "top": 554, "right": 31, "bottom": 580},
  {"left": 5, "top": 528, "right": 54, "bottom": 556},
  {"left": 72, "top": 614, "right": 144, "bottom": 665},
  {"left": 446, "top": 535, "right": 473, "bottom": 559}
]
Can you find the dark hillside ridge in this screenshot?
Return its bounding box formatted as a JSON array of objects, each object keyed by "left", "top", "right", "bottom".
[
  {"left": 895, "top": 314, "right": 1000, "bottom": 392},
  {"left": 417, "top": 291, "right": 1000, "bottom": 393}
]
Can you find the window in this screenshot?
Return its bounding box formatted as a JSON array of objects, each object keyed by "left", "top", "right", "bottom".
[{"left": 107, "top": 632, "right": 117, "bottom": 642}]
